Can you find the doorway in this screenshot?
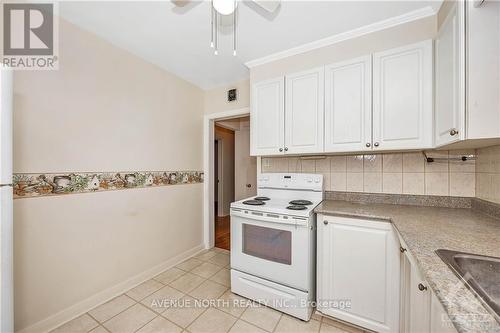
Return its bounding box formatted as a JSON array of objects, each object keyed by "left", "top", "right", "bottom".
[{"left": 212, "top": 116, "right": 256, "bottom": 251}]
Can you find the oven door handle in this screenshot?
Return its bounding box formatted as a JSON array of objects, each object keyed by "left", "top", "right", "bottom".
[{"left": 230, "top": 209, "right": 308, "bottom": 226}]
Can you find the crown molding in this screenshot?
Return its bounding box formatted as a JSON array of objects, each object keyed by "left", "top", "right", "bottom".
[{"left": 244, "top": 6, "right": 437, "bottom": 69}]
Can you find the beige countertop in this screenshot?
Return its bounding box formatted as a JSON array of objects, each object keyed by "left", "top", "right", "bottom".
[{"left": 314, "top": 200, "right": 500, "bottom": 333}]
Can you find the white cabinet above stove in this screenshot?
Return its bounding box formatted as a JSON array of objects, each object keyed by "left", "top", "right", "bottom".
[
  {"left": 250, "top": 68, "right": 324, "bottom": 156},
  {"left": 250, "top": 77, "right": 285, "bottom": 156},
  {"left": 250, "top": 40, "right": 434, "bottom": 156}
]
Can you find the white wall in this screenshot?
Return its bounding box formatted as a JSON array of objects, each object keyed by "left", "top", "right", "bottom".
[
  {"left": 13, "top": 18, "right": 204, "bottom": 332},
  {"left": 204, "top": 80, "right": 249, "bottom": 115},
  {"left": 250, "top": 16, "right": 436, "bottom": 82}
]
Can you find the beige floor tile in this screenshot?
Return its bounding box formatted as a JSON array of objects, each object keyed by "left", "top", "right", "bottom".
[
  {"left": 103, "top": 304, "right": 156, "bottom": 333},
  {"left": 195, "top": 250, "right": 218, "bottom": 261},
  {"left": 175, "top": 258, "right": 203, "bottom": 272},
  {"left": 136, "top": 316, "right": 182, "bottom": 333},
  {"left": 161, "top": 295, "right": 208, "bottom": 328},
  {"left": 209, "top": 268, "right": 230, "bottom": 287},
  {"left": 213, "top": 247, "right": 230, "bottom": 254},
  {"left": 154, "top": 268, "right": 186, "bottom": 285},
  {"left": 275, "top": 315, "right": 320, "bottom": 333},
  {"left": 88, "top": 325, "right": 109, "bottom": 333},
  {"left": 187, "top": 308, "right": 237, "bottom": 333},
  {"left": 207, "top": 253, "right": 230, "bottom": 267},
  {"left": 141, "top": 286, "right": 185, "bottom": 313},
  {"left": 89, "top": 295, "right": 135, "bottom": 323},
  {"left": 127, "top": 279, "right": 164, "bottom": 301},
  {"left": 215, "top": 291, "right": 250, "bottom": 317},
  {"left": 189, "top": 280, "right": 227, "bottom": 300},
  {"left": 311, "top": 311, "right": 323, "bottom": 322},
  {"left": 169, "top": 272, "right": 205, "bottom": 293},
  {"left": 190, "top": 262, "right": 222, "bottom": 279},
  {"left": 228, "top": 320, "right": 266, "bottom": 333},
  {"left": 320, "top": 322, "right": 350, "bottom": 333},
  {"left": 51, "top": 314, "right": 99, "bottom": 333},
  {"left": 321, "top": 317, "right": 364, "bottom": 333},
  {"left": 240, "top": 305, "right": 282, "bottom": 332}
]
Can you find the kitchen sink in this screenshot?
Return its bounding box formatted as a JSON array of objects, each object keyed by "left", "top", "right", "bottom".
[{"left": 436, "top": 249, "right": 500, "bottom": 323}]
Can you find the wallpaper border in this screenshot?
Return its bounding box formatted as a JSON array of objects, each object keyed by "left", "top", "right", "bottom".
[{"left": 13, "top": 171, "right": 203, "bottom": 199}]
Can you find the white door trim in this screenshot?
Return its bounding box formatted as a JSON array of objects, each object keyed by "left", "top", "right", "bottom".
[{"left": 203, "top": 108, "right": 251, "bottom": 249}]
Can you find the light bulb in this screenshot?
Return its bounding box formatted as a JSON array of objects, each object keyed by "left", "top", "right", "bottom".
[
  {"left": 210, "top": 42, "right": 214, "bottom": 48},
  {"left": 213, "top": 0, "right": 237, "bottom": 15},
  {"left": 214, "top": 50, "right": 218, "bottom": 55}
]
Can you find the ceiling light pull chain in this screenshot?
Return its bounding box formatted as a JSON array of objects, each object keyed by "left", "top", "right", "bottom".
[
  {"left": 210, "top": 0, "right": 214, "bottom": 48},
  {"left": 233, "top": 0, "right": 237, "bottom": 56}
]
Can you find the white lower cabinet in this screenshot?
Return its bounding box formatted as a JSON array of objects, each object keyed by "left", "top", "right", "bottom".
[
  {"left": 317, "top": 214, "right": 458, "bottom": 333},
  {"left": 399, "top": 239, "right": 458, "bottom": 333},
  {"left": 317, "top": 215, "right": 400, "bottom": 333}
]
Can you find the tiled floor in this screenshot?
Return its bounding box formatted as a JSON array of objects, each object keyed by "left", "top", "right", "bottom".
[{"left": 51, "top": 248, "right": 366, "bottom": 333}]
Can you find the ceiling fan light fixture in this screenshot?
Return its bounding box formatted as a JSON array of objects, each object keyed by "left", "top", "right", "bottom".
[{"left": 213, "top": 0, "right": 237, "bottom": 15}]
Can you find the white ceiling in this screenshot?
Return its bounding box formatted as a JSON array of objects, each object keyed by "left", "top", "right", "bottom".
[{"left": 60, "top": 1, "right": 442, "bottom": 90}]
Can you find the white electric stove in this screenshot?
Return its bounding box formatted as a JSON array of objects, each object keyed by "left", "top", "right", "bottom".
[{"left": 230, "top": 173, "right": 323, "bottom": 321}]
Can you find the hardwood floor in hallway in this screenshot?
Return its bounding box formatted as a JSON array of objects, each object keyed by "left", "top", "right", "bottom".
[{"left": 215, "top": 214, "right": 230, "bottom": 251}]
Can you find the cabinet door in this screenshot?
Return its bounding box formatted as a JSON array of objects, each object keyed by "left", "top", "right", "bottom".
[
  {"left": 467, "top": 0, "right": 500, "bottom": 139},
  {"left": 435, "top": 1, "right": 465, "bottom": 147},
  {"left": 407, "top": 254, "right": 431, "bottom": 333},
  {"left": 317, "top": 215, "right": 400, "bottom": 333},
  {"left": 372, "top": 40, "right": 433, "bottom": 150},
  {"left": 285, "top": 67, "right": 324, "bottom": 154},
  {"left": 324, "top": 56, "right": 372, "bottom": 152},
  {"left": 250, "top": 77, "right": 285, "bottom": 156}
]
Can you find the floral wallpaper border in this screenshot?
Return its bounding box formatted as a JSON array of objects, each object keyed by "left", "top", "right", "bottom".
[{"left": 13, "top": 171, "right": 203, "bottom": 199}]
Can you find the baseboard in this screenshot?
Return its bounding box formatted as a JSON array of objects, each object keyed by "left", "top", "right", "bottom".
[{"left": 16, "top": 244, "right": 205, "bottom": 333}]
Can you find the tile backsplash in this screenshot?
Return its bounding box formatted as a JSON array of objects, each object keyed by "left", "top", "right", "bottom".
[
  {"left": 476, "top": 145, "right": 500, "bottom": 204},
  {"left": 262, "top": 150, "right": 476, "bottom": 197}
]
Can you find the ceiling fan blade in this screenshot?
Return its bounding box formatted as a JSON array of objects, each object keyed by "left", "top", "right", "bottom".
[
  {"left": 251, "top": 0, "right": 281, "bottom": 13},
  {"left": 172, "top": 0, "right": 192, "bottom": 7}
]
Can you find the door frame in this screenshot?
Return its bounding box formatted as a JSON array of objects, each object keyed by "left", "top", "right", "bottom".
[
  {"left": 203, "top": 108, "right": 258, "bottom": 249},
  {"left": 215, "top": 138, "right": 223, "bottom": 216}
]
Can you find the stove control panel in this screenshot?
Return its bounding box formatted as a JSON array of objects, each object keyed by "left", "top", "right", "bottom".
[{"left": 258, "top": 173, "right": 323, "bottom": 191}]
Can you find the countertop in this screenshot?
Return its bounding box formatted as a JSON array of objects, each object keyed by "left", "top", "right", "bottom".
[{"left": 314, "top": 200, "right": 500, "bottom": 333}]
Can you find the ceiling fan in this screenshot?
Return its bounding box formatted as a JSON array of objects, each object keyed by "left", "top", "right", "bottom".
[{"left": 172, "top": 0, "right": 281, "bottom": 56}]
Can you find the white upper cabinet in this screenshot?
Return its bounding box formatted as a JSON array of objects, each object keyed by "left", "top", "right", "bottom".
[
  {"left": 467, "top": 0, "right": 500, "bottom": 139},
  {"left": 324, "top": 56, "right": 372, "bottom": 152},
  {"left": 285, "top": 67, "right": 324, "bottom": 154},
  {"left": 250, "top": 40, "right": 436, "bottom": 156},
  {"left": 435, "top": 1, "right": 465, "bottom": 146},
  {"left": 250, "top": 77, "right": 284, "bottom": 156},
  {"left": 372, "top": 40, "right": 433, "bottom": 150}
]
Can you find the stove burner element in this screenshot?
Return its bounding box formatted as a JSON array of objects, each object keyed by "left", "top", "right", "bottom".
[
  {"left": 242, "top": 200, "right": 265, "bottom": 206},
  {"left": 289, "top": 200, "right": 313, "bottom": 206},
  {"left": 254, "top": 197, "right": 270, "bottom": 201},
  {"left": 287, "top": 205, "right": 307, "bottom": 210}
]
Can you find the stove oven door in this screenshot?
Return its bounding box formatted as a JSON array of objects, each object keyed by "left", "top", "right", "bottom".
[{"left": 230, "top": 208, "right": 313, "bottom": 291}]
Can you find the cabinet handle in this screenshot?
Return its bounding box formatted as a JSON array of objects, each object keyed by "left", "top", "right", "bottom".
[
  {"left": 279, "top": 148, "right": 283, "bottom": 152},
  {"left": 323, "top": 220, "right": 328, "bottom": 225},
  {"left": 374, "top": 142, "right": 380, "bottom": 147},
  {"left": 400, "top": 246, "right": 407, "bottom": 253},
  {"left": 366, "top": 143, "right": 371, "bottom": 148},
  {"left": 284, "top": 147, "right": 288, "bottom": 152},
  {"left": 450, "top": 129, "right": 458, "bottom": 136},
  {"left": 418, "top": 283, "right": 428, "bottom": 291}
]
